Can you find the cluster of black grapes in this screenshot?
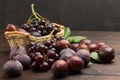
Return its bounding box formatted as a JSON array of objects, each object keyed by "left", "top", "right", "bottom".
[
  {"left": 27, "top": 36, "right": 65, "bottom": 72},
  {"left": 21, "top": 19, "right": 60, "bottom": 37}
]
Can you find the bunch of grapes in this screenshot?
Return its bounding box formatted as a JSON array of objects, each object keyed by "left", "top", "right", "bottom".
[
  {"left": 27, "top": 36, "right": 65, "bottom": 72},
  {"left": 21, "top": 19, "right": 60, "bottom": 37}
]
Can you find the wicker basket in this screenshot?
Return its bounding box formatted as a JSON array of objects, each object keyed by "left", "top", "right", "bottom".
[{"left": 4, "top": 23, "right": 64, "bottom": 50}]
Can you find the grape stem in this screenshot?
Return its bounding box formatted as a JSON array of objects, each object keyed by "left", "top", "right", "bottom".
[
  {"left": 48, "top": 30, "right": 54, "bottom": 40},
  {"left": 31, "top": 4, "right": 40, "bottom": 20}
]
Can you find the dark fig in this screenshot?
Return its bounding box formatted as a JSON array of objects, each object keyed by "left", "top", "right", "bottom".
[
  {"left": 3, "top": 59, "right": 23, "bottom": 77},
  {"left": 98, "top": 46, "right": 115, "bottom": 62},
  {"left": 51, "top": 60, "right": 68, "bottom": 78},
  {"left": 76, "top": 49, "right": 90, "bottom": 67},
  {"left": 67, "top": 56, "right": 84, "bottom": 74},
  {"left": 60, "top": 48, "right": 76, "bottom": 61},
  {"left": 15, "top": 53, "right": 31, "bottom": 69},
  {"left": 9, "top": 45, "right": 27, "bottom": 59},
  {"left": 60, "top": 48, "right": 76, "bottom": 56}
]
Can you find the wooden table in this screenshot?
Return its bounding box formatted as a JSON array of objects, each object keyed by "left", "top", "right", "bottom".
[{"left": 0, "top": 30, "right": 120, "bottom": 80}]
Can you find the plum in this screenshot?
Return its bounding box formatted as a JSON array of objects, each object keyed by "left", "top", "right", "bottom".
[
  {"left": 76, "top": 49, "right": 90, "bottom": 67},
  {"left": 3, "top": 59, "right": 23, "bottom": 77},
  {"left": 55, "top": 39, "right": 70, "bottom": 51},
  {"left": 98, "top": 46, "right": 115, "bottom": 62},
  {"left": 51, "top": 60, "right": 68, "bottom": 78},
  {"left": 67, "top": 56, "right": 84, "bottom": 73},
  {"left": 88, "top": 43, "right": 98, "bottom": 52},
  {"left": 6, "top": 24, "right": 17, "bottom": 31},
  {"left": 78, "top": 44, "right": 89, "bottom": 51},
  {"left": 79, "top": 39, "right": 92, "bottom": 45}
]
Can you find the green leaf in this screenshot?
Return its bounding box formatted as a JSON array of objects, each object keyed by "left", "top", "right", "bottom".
[
  {"left": 67, "top": 36, "right": 87, "bottom": 43},
  {"left": 64, "top": 27, "right": 71, "bottom": 38},
  {"left": 90, "top": 52, "right": 102, "bottom": 62}
]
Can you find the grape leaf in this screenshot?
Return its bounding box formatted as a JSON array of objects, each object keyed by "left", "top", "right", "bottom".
[
  {"left": 64, "top": 27, "right": 71, "bottom": 38},
  {"left": 67, "top": 36, "right": 87, "bottom": 43},
  {"left": 90, "top": 52, "right": 102, "bottom": 62}
]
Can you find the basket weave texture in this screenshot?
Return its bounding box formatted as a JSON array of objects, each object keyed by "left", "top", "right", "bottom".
[{"left": 4, "top": 23, "right": 64, "bottom": 50}]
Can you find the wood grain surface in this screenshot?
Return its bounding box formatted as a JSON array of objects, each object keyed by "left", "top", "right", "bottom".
[{"left": 0, "top": 30, "right": 120, "bottom": 80}]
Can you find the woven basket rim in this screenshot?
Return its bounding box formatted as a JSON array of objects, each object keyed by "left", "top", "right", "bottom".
[{"left": 4, "top": 22, "right": 64, "bottom": 39}]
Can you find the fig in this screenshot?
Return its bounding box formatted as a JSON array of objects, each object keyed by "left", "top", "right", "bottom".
[
  {"left": 59, "top": 48, "right": 76, "bottom": 61},
  {"left": 98, "top": 46, "right": 115, "bottom": 62},
  {"left": 67, "top": 56, "right": 84, "bottom": 74},
  {"left": 60, "top": 48, "right": 76, "bottom": 56},
  {"left": 9, "top": 45, "right": 27, "bottom": 59},
  {"left": 51, "top": 60, "right": 68, "bottom": 78},
  {"left": 3, "top": 59, "right": 23, "bottom": 77},
  {"left": 76, "top": 49, "right": 90, "bottom": 67},
  {"left": 15, "top": 53, "right": 31, "bottom": 69}
]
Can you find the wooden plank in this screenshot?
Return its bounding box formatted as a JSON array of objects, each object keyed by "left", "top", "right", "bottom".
[{"left": 0, "top": 30, "right": 120, "bottom": 80}]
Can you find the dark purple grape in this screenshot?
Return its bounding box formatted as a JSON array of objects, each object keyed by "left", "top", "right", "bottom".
[
  {"left": 21, "top": 24, "right": 29, "bottom": 31},
  {"left": 47, "top": 50, "right": 56, "bottom": 59},
  {"left": 53, "top": 27, "right": 60, "bottom": 35},
  {"left": 47, "top": 59, "right": 54, "bottom": 67},
  {"left": 29, "top": 31, "right": 41, "bottom": 37},
  {"left": 29, "top": 27, "right": 37, "bottom": 32},
  {"left": 28, "top": 46, "right": 36, "bottom": 53},
  {"left": 38, "top": 25, "right": 45, "bottom": 30},
  {"left": 41, "top": 29, "right": 48, "bottom": 36},
  {"left": 46, "top": 23, "right": 53, "bottom": 31},
  {"left": 39, "top": 19, "right": 46, "bottom": 25},
  {"left": 31, "top": 61, "right": 39, "bottom": 71},
  {"left": 50, "top": 47, "right": 56, "bottom": 52},
  {"left": 34, "top": 54, "right": 44, "bottom": 63},
  {"left": 36, "top": 44, "right": 46, "bottom": 53},
  {"left": 55, "top": 54, "right": 59, "bottom": 60},
  {"left": 44, "top": 40, "right": 52, "bottom": 47},
  {"left": 39, "top": 62, "right": 49, "bottom": 72},
  {"left": 27, "top": 42, "right": 35, "bottom": 49}
]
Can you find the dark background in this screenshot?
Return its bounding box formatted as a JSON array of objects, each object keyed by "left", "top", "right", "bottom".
[{"left": 1, "top": 0, "right": 120, "bottom": 31}]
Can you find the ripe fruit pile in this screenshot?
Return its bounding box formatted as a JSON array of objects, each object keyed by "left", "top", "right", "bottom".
[
  {"left": 3, "top": 45, "right": 32, "bottom": 77},
  {"left": 50, "top": 39, "right": 115, "bottom": 77},
  {"left": 3, "top": 4, "right": 115, "bottom": 78}
]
